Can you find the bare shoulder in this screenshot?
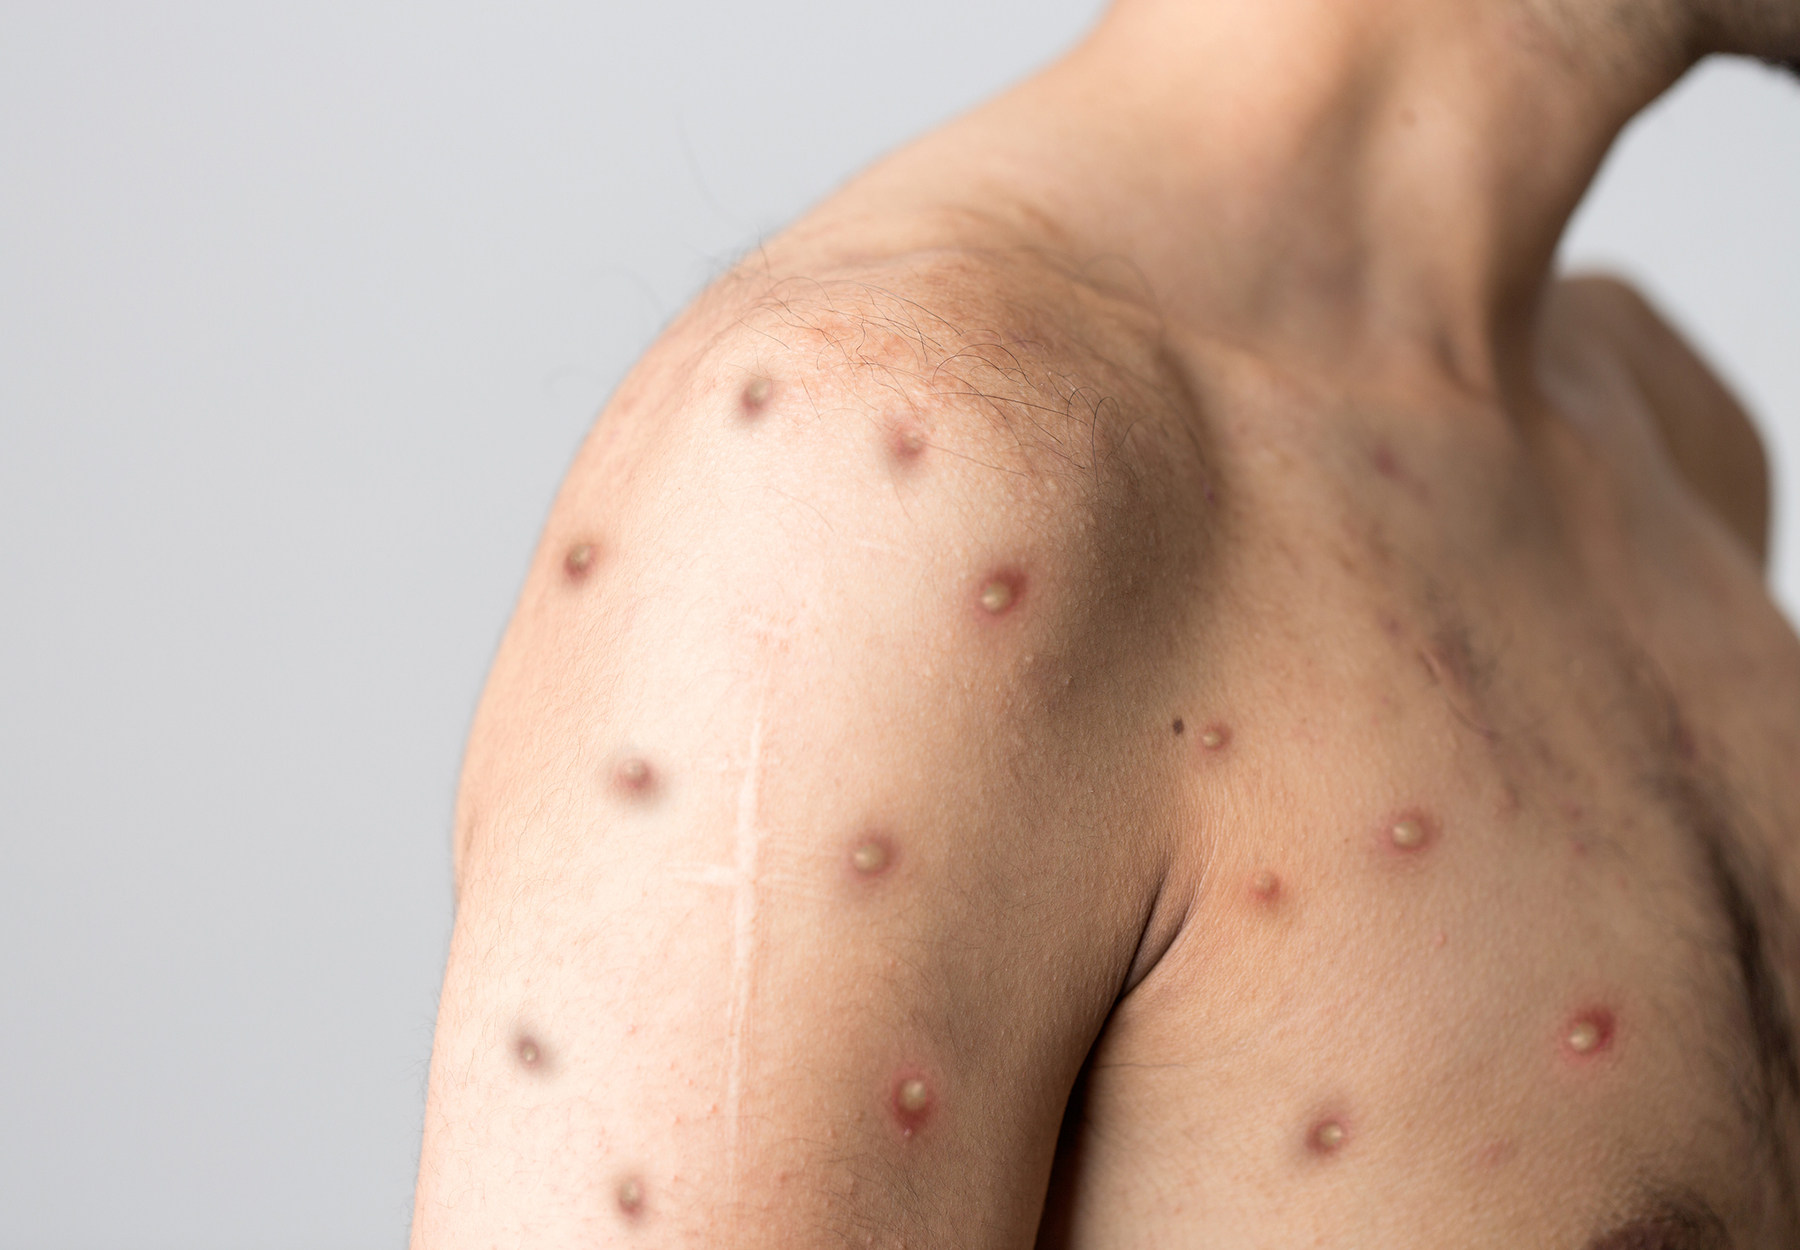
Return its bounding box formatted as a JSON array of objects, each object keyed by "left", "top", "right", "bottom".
[
  {"left": 413, "top": 249, "right": 1208, "bottom": 1247},
  {"left": 1543, "top": 273, "right": 1770, "bottom": 563}
]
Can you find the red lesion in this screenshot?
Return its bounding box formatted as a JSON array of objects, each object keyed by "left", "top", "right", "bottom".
[
  {"left": 975, "top": 568, "right": 1026, "bottom": 618},
  {"left": 612, "top": 755, "right": 658, "bottom": 799},
  {"left": 1562, "top": 1008, "right": 1616, "bottom": 1060},
  {"left": 1380, "top": 807, "right": 1437, "bottom": 857},
  {"left": 847, "top": 832, "right": 897, "bottom": 881},
  {"left": 563, "top": 540, "right": 600, "bottom": 581},
  {"left": 739, "top": 375, "right": 773, "bottom": 416},
  {"left": 614, "top": 1175, "right": 646, "bottom": 1220},
  {"left": 1306, "top": 1116, "right": 1349, "bottom": 1156},
  {"left": 888, "top": 420, "right": 928, "bottom": 466},
  {"left": 890, "top": 1071, "right": 935, "bottom": 1137}
]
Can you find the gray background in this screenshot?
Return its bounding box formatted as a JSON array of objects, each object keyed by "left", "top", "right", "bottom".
[{"left": 0, "top": 3, "right": 1794, "bottom": 1246}]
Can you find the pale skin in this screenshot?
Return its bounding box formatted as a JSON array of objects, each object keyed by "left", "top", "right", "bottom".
[{"left": 411, "top": 0, "right": 1800, "bottom": 1244}]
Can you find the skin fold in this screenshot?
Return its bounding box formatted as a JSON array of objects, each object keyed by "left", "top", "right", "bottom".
[{"left": 411, "top": 0, "right": 1800, "bottom": 1244}]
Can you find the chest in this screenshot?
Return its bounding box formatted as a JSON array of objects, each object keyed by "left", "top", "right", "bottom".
[{"left": 1051, "top": 394, "right": 1800, "bottom": 1243}]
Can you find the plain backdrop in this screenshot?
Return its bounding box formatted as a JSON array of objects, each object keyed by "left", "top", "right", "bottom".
[{"left": 1, "top": 4, "right": 1795, "bottom": 1246}]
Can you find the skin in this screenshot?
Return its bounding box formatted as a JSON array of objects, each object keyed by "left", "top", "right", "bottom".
[{"left": 411, "top": 0, "right": 1800, "bottom": 1245}]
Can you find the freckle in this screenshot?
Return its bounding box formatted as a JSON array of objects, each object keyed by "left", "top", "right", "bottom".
[
  {"left": 613, "top": 755, "right": 656, "bottom": 797},
  {"left": 616, "top": 1176, "right": 645, "bottom": 1218},
  {"left": 1199, "top": 724, "right": 1230, "bottom": 750},
  {"left": 850, "top": 837, "right": 892, "bottom": 877},
  {"left": 1564, "top": 1010, "right": 1614, "bottom": 1058},
  {"left": 564, "top": 542, "right": 598, "bottom": 580},
  {"left": 1310, "top": 1120, "right": 1347, "bottom": 1154},
  {"left": 740, "top": 376, "right": 772, "bottom": 415}
]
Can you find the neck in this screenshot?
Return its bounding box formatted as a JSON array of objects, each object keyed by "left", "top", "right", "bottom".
[{"left": 808, "top": 0, "right": 1701, "bottom": 403}]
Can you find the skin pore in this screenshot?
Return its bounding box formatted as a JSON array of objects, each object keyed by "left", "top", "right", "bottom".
[{"left": 412, "top": 0, "right": 1800, "bottom": 1246}]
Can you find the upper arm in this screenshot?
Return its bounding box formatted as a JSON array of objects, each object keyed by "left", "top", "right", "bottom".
[{"left": 412, "top": 267, "right": 1185, "bottom": 1247}]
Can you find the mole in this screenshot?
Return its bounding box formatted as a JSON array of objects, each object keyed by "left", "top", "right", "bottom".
[{"left": 1172, "top": 718, "right": 1185, "bottom": 735}]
